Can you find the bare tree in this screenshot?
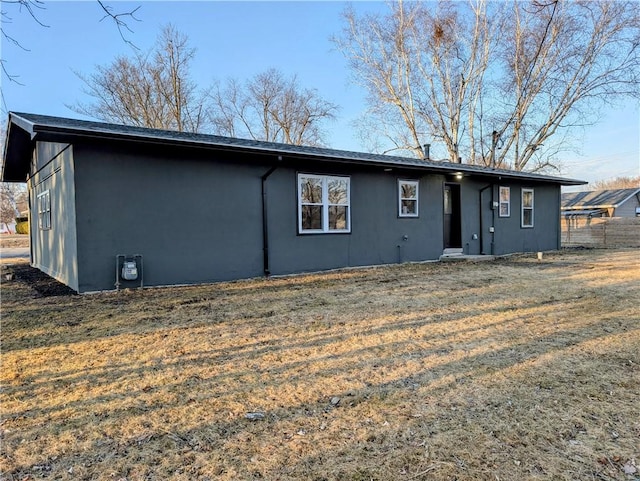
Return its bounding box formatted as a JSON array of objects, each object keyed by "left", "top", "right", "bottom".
[
  {"left": 0, "top": 123, "right": 27, "bottom": 231},
  {"left": 96, "top": 0, "right": 141, "bottom": 49},
  {"left": 1, "top": 0, "right": 48, "bottom": 85},
  {"left": 335, "top": 0, "right": 640, "bottom": 171},
  {"left": 1, "top": 1, "right": 140, "bottom": 85},
  {"left": 70, "top": 25, "right": 208, "bottom": 133},
  {"left": 0, "top": 183, "right": 28, "bottom": 231},
  {"left": 335, "top": 1, "right": 499, "bottom": 159},
  {"left": 210, "top": 68, "right": 339, "bottom": 146},
  {"left": 590, "top": 176, "right": 640, "bottom": 190},
  {"left": 493, "top": 1, "right": 639, "bottom": 171}
]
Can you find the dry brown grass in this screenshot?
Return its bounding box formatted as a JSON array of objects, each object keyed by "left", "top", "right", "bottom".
[
  {"left": 0, "top": 235, "right": 29, "bottom": 250},
  {"left": 1, "top": 249, "right": 639, "bottom": 481}
]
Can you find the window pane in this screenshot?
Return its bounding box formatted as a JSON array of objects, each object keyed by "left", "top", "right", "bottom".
[
  {"left": 500, "top": 187, "right": 510, "bottom": 203},
  {"left": 523, "top": 209, "right": 533, "bottom": 227},
  {"left": 401, "top": 200, "right": 417, "bottom": 215},
  {"left": 328, "top": 206, "right": 347, "bottom": 230},
  {"left": 401, "top": 183, "right": 417, "bottom": 200},
  {"left": 500, "top": 204, "right": 509, "bottom": 217},
  {"left": 302, "top": 205, "right": 322, "bottom": 230},
  {"left": 301, "top": 178, "right": 323, "bottom": 204},
  {"left": 523, "top": 190, "right": 533, "bottom": 208},
  {"left": 328, "top": 178, "right": 348, "bottom": 205}
]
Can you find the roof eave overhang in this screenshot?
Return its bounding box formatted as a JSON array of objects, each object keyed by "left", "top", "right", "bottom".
[
  {"left": 1, "top": 114, "right": 36, "bottom": 182},
  {"left": 36, "top": 126, "right": 586, "bottom": 186},
  {"left": 564, "top": 203, "right": 622, "bottom": 210}
]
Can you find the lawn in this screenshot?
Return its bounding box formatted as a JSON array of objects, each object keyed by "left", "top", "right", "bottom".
[{"left": 1, "top": 249, "right": 638, "bottom": 480}]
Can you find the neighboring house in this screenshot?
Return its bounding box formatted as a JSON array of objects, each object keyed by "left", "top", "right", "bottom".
[
  {"left": 2, "top": 112, "right": 585, "bottom": 293},
  {"left": 0, "top": 222, "right": 16, "bottom": 234},
  {"left": 561, "top": 189, "right": 640, "bottom": 218}
]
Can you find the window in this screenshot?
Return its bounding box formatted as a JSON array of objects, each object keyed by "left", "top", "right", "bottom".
[
  {"left": 298, "top": 174, "right": 350, "bottom": 233},
  {"left": 499, "top": 186, "right": 510, "bottom": 217},
  {"left": 521, "top": 188, "right": 534, "bottom": 228},
  {"left": 398, "top": 180, "right": 419, "bottom": 217},
  {"left": 37, "top": 190, "right": 51, "bottom": 230}
]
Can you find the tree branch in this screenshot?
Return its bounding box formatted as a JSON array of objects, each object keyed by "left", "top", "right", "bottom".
[{"left": 96, "top": 0, "right": 141, "bottom": 49}]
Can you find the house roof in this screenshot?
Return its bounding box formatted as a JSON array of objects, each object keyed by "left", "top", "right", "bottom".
[
  {"left": 561, "top": 209, "right": 606, "bottom": 217},
  {"left": 561, "top": 188, "right": 640, "bottom": 210},
  {"left": 2, "top": 112, "right": 586, "bottom": 185}
]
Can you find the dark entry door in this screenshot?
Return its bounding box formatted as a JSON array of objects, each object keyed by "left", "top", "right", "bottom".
[{"left": 444, "top": 184, "right": 462, "bottom": 249}]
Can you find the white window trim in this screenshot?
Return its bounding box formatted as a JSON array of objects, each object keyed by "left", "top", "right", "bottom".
[
  {"left": 398, "top": 179, "right": 419, "bottom": 217},
  {"left": 37, "top": 190, "right": 51, "bottom": 230},
  {"left": 298, "top": 173, "right": 351, "bottom": 234},
  {"left": 499, "top": 186, "right": 510, "bottom": 218},
  {"left": 521, "top": 188, "right": 534, "bottom": 228}
]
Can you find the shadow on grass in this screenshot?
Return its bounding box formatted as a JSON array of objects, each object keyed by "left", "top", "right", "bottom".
[{"left": 1, "top": 250, "right": 639, "bottom": 480}]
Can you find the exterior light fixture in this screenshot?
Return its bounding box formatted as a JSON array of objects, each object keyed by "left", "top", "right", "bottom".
[{"left": 455, "top": 172, "right": 463, "bottom": 180}]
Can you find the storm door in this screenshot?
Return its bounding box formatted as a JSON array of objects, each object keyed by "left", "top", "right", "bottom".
[{"left": 443, "top": 183, "right": 462, "bottom": 249}]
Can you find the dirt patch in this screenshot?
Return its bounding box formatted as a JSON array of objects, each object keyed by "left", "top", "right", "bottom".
[
  {"left": 2, "top": 263, "right": 76, "bottom": 297},
  {"left": 1, "top": 249, "right": 638, "bottom": 480}
]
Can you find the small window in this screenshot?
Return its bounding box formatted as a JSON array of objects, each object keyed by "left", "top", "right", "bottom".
[
  {"left": 521, "top": 188, "right": 534, "bottom": 228},
  {"left": 499, "top": 187, "right": 510, "bottom": 217},
  {"left": 37, "top": 190, "right": 51, "bottom": 230},
  {"left": 298, "top": 174, "right": 350, "bottom": 234},
  {"left": 398, "top": 180, "right": 419, "bottom": 217}
]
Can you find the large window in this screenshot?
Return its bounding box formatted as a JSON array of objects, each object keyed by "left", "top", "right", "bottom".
[
  {"left": 37, "top": 190, "right": 51, "bottom": 230},
  {"left": 521, "top": 188, "right": 534, "bottom": 228},
  {"left": 298, "top": 174, "right": 350, "bottom": 234},
  {"left": 499, "top": 186, "right": 510, "bottom": 217},
  {"left": 398, "top": 180, "right": 419, "bottom": 217}
]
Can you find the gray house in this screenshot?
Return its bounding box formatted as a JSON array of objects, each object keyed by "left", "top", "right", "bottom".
[
  {"left": 561, "top": 188, "right": 640, "bottom": 218},
  {"left": 2, "top": 113, "right": 585, "bottom": 293}
]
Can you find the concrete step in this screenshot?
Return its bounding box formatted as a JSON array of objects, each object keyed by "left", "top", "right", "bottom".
[{"left": 439, "top": 254, "right": 496, "bottom": 262}]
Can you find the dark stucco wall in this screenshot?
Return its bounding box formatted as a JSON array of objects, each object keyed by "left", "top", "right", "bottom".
[
  {"left": 72, "top": 141, "right": 266, "bottom": 292},
  {"left": 72, "top": 141, "right": 448, "bottom": 291},
  {"left": 69, "top": 138, "right": 562, "bottom": 292},
  {"left": 484, "top": 182, "right": 561, "bottom": 255},
  {"left": 454, "top": 179, "right": 560, "bottom": 255},
  {"left": 29, "top": 142, "right": 79, "bottom": 291},
  {"left": 265, "top": 167, "right": 445, "bottom": 276}
]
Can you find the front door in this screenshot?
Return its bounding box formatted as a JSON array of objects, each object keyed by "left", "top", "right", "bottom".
[{"left": 444, "top": 184, "right": 462, "bottom": 249}]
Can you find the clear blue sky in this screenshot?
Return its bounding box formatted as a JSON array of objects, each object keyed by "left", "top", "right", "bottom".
[{"left": 2, "top": 1, "right": 638, "bottom": 189}]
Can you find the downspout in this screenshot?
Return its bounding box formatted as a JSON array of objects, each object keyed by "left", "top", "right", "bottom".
[
  {"left": 479, "top": 184, "right": 493, "bottom": 255},
  {"left": 261, "top": 157, "right": 281, "bottom": 277},
  {"left": 556, "top": 188, "right": 562, "bottom": 250}
]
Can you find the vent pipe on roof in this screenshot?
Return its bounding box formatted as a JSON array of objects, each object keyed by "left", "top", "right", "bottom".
[{"left": 422, "top": 144, "right": 431, "bottom": 161}]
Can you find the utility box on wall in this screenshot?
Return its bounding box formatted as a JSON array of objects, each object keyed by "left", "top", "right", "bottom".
[
  {"left": 115, "top": 254, "right": 144, "bottom": 289},
  {"left": 122, "top": 261, "right": 138, "bottom": 280}
]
